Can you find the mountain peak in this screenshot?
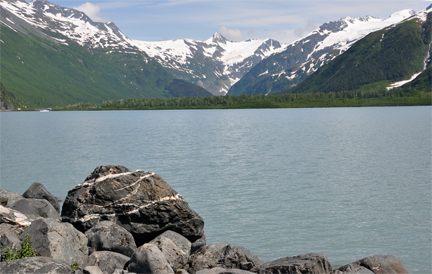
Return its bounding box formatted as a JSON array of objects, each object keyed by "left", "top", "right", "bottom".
[{"left": 210, "top": 32, "right": 228, "bottom": 44}]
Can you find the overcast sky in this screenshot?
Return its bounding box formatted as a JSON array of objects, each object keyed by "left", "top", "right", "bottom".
[{"left": 47, "top": 0, "right": 431, "bottom": 43}]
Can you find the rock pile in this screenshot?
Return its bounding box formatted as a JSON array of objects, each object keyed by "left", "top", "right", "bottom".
[{"left": 0, "top": 165, "right": 413, "bottom": 274}]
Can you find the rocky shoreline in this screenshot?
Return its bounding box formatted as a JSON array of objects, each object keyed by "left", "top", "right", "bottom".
[{"left": 0, "top": 165, "right": 412, "bottom": 274}]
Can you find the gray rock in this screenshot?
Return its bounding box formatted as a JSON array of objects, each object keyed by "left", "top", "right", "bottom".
[
  {"left": 195, "top": 267, "right": 255, "bottom": 274},
  {"left": 22, "top": 182, "right": 61, "bottom": 213},
  {"left": 176, "top": 270, "right": 190, "bottom": 274},
  {"left": 334, "top": 263, "right": 375, "bottom": 274},
  {"left": 151, "top": 236, "right": 188, "bottom": 270},
  {"left": 83, "top": 265, "right": 105, "bottom": 274},
  {"left": 0, "top": 205, "right": 31, "bottom": 227},
  {"left": 126, "top": 243, "right": 174, "bottom": 274},
  {"left": 61, "top": 166, "right": 205, "bottom": 246},
  {"left": 9, "top": 199, "right": 40, "bottom": 219},
  {"left": 27, "top": 198, "right": 60, "bottom": 219},
  {"left": 85, "top": 251, "right": 130, "bottom": 274},
  {"left": 85, "top": 221, "right": 137, "bottom": 257},
  {"left": 343, "top": 255, "right": 412, "bottom": 274},
  {"left": 21, "top": 218, "right": 88, "bottom": 266},
  {"left": 0, "top": 189, "right": 24, "bottom": 208},
  {"left": 191, "top": 235, "right": 206, "bottom": 254},
  {"left": 252, "top": 253, "right": 332, "bottom": 274},
  {"left": 186, "top": 244, "right": 264, "bottom": 272},
  {"left": 0, "top": 223, "right": 22, "bottom": 254},
  {"left": 150, "top": 230, "right": 192, "bottom": 257},
  {"left": 0, "top": 256, "right": 72, "bottom": 274}
]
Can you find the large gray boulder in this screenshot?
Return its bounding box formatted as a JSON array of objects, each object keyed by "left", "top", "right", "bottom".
[
  {"left": 339, "top": 255, "right": 412, "bottom": 274},
  {"left": 0, "top": 256, "right": 72, "bottom": 274},
  {"left": 9, "top": 199, "right": 40, "bottom": 219},
  {"left": 150, "top": 230, "right": 192, "bottom": 257},
  {"left": 334, "top": 263, "right": 375, "bottom": 274},
  {"left": 0, "top": 189, "right": 24, "bottom": 207},
  {"left": 126, "top": 243, "right": 174, "bottom": 274},
  {"left": 151, "top": 235, "right": 188, "bottom": 270},
  {"left": 186, "top": 244, "right": 264, "bottom": 272},
  {"left": 84, "top": 251, "right": 130, "bottom": 274},
  {"left": 0, "top": 223, "right": 22, "bottom": 254},
  {"left": 27, "top": 198, "right": 60, "bottom": 219},
  {"left": 252, "top": 253, "right": 332, "bottom": 274},
  {"left": 85, "top": 221, "right": 137, "bottom": 257},
  {"left": 0, "top": 205, "right": 31, "bottom": 228},
  {"left": 61, "top": 166, "right": 205, "bottom": 246},
  {"left": 196, "top": 268, "right": 255, "bottom": 274},
  {"left": 21, "top": 218, "right": 88, "bottom": 266},
  {"left": 22, "top": 182, "right": 61, "bottom": 213}
]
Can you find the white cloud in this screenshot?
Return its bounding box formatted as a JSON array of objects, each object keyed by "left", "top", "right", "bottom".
[
  {"left": 74, "top": 2, "right": 107, "bottom": 23},
  {"left": 218, "top": 26, "right": 245, "bottom": 41}
]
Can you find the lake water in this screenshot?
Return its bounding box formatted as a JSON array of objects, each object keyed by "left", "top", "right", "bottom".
[{"left": 1, "top": 107, "right": 431, "bottom": 273}]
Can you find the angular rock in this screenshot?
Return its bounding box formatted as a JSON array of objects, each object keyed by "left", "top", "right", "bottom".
[
  {"left": 252, "top": 253, "right": 332, "bottom": 274},
  {"left": 27, "top": 198, "right": 60, "bottom": 219},
  {"left": 150, "top": 230, "right": 192, "bottom": 256},
  {"left": 0, "top": 256, "right": 72, "bottom": 274},
  {"left": 83, "top": 265, "right": 104, "bottom": 274},
  {"left": 196, "top": 267, "right": 255, "bottom": 274},
  {"left": 21, "top": 218, "right": 88, "bottom": 266},
  {"left": 22, "top": 182, "right": 61, "bottom": 213},
  {"left": 0, "top": 205, "right": 31, "bottom": 228},
  {"left": 151, "top": 236, "right": 188, "bottom": 270},
  {"left": 334, "top": 263, "right": 375, "bottom": 274},
  {"left": 85, "top": 251, "right": 130, "bottom": 274},
  {"left": 191, "top": 235, "right": 206, "bottom": 254},
  {"left": 0, "top": 189, "right": 24, "bottom": 208},
  {"left": 9, "top": 199, "right": 40, "bottom": 219},
  {"left": 61, "top": 165, "right": 205, "bottom": 246},
  {"left": 186, "top": 243, "right": 264, "bottom": 272},
  {"left": 126, "top": 243, "right": 174, "bottom": 274},
  {"left": 85, "top": 221, "right": 137, "bottom": 257},
  {"left": 345, "top": 255, "right": 412, "bottom": 274},
  {"left": 0, "top": 223, "right": 22, "bottom": 255}
]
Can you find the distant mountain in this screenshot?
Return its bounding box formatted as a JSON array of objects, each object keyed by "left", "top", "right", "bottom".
[
  {"left": 0, "top": 0, "right": 210, "bottom": 108},
  {"left": 131, "top": 34, "right": 287, "bottom": 95},
  {"left": 227, "top": 9, "right": 416, "bottom": 96},
  {"left": 282, "top": 8, "right": 431, "bottom": 94}
]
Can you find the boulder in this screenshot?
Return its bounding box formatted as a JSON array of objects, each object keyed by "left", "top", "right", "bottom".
[
  {"left": 83, "top": 265, "right": 104, "bottom": 274},
  {"left": 126, "top": 243, "right": 174, "bottom": 274},
  {"left": 0, "top": 256, "right": 72, "bottom": 274},
  {"left": 22, "top": 182, "right": 61, "bottom": 213},
  {"left": 196, "top": 267, "right": 255, "bottom": 274},
  {"left": 344, "top": 255, "right": 412, "bottom": 274},
  {"left": 334, "top": 263, "right": 375, "bottom": 274},
  {"left": 27, "top": 198, "right": 60, "bottom": 219},
  {"left": 85, "top": 251, "right": 130, "bottom": 274},
  {"left": 21, "top": 218, "right": 88, "bottom": 266},
  {"left": 0, "top": 189, "right": 24, "bottom": 208},
  {"left": 61, "top": 166, "right": 205, "bottom": 246},
  {"left": 191, "top": 235, "right": 206, "bottom": 254},
  {"left": 251, "top": 253, "right": 332, "bottom": 274},
  {"left": 150, "top": 230, "right": 192, "bottom": 257},
  {"left": 9, "top": 199, "right": 40, "bottom": 219},
  {"left": 186, "top": 243, "right": 264, "bottom": 272},
  {"left": 0, "top": 223, "right": 22, "bottom": 255},
  {"left": 0, "top": 205, "right": 31, "bottom": 228},
  {"left": 151, "top": 236, "right": 188, "bottom": 270},
  {"left": 85, "top": 221, "right": 137, "bottom": 257}
]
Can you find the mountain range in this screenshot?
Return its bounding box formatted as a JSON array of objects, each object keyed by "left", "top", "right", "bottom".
[{"left": 0, "top": 0, "right": 430, "bottom": 109}]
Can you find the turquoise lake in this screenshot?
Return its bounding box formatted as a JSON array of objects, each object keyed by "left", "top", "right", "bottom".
[{"left": 1, "top": 106, "right": 431, "bottom": 273}]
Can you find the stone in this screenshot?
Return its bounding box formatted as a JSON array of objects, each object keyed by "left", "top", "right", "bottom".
[
  {"left": 334, "top": 263, "right": 375, "bottom": 274},
  {"left": 85, "top": 221, "right": 137, "bottom": 257},
  {"left": 151, "top": 236, "right": 188, "bottom": 270},
  {"left": 150, "top": 230, "right": 192, "bottom": 257},
  {"left": 186, "top": 244, "right": 264, "bottom": 272},
  {"left": 21, "top": 218, "right": 88, "bottom": 266},
  {"left": 85, "top": 251, "right": 130, "bottom": 274},
  {"left": 0, "top": 189, "right": 24, "bottom": 208},
  {"left": 83, "top": 265, "right": 105, "bottom": 274},
  {"left": 22, "top": 182, "right": 61, "bottom": 213},
  {"left": 251, "top": 253, "right": 332, "bottom": 274},
  {"left": 0, "top": 223, "right": 22, "bottom": 255},
  {"left": 61, "top": 166, "right": 205, "bottom": 246},
  {"left": 27, "top": 198, "right": 60, "bottom": 219},
  {"left": 0, "top": 205, "right": 31, "bottom": 228},
  {"left": 176, "top": 270, "right": 190, "bottom": 274},
  {"left": 345, "top": 255, "right": 412, "bottom": 274},
  {"left": 9, "top": 199, "right": 40, "bottom": 219},
  {"left": 195, "top": 267, "right": 256, "bottom": 274},
  {"left": 191, "top": 235, "right": 206, "bottom": 254},
  {"left": 0, "top": 256, "right": 72, "bottom": 274},
  {"left": 126, "top": 243, "right": 174, "bottom": 274}
]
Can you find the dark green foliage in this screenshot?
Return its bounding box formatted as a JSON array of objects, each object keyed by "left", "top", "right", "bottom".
[
  {"left": 397, "top": 65, "right": 432, "bottom": 93},
  {"left": 71, "top": 261, "right": 78, "bottom": 271},
  {"left": 165, "top": 79, "right": 213, "bottom": 97},
  {"left": 3, "top": 234, "right": 37, "bottom": 262},
  {"left": 1, "top": 23, "right": 174, "bottom": 108},
  {"left": 285, "top": 15, "right": 431, "bottom": 94}
]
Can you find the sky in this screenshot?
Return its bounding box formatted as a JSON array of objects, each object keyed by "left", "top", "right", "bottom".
[{"left": 46, "top": 0, "right": 431, "bottom": 43}]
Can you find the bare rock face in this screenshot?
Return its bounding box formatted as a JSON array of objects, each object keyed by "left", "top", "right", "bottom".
[
  {"left": 251, "top": 253, "right": 332, "bottom": 274},
  {"left": 338, "top": 255, "right": 412, "bottom": 274},
  {"left": 126, "top": 243, "right": 174, "bottom": 274},
  {"left": 0, "top": 257, "right": 73, "bottom": 274},
  {"left": 61, "top": 166, "right": 205, "bottom": 246}
]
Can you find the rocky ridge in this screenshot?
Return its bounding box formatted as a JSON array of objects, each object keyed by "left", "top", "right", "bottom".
[{"left": 0, "top": 165, "right": 413, "bottom": 274}]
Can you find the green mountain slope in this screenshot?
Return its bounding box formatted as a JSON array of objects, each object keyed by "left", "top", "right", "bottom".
[
  {"left": 1, "top": 24, "right": 177, "bottom": 108},
  {"left": 283, "top": 13, "right": 431, "bottom": 94}
]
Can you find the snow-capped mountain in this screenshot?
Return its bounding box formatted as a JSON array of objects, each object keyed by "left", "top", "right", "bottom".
[
  {"left": 131, "top": 34, "right": 287, "bottom": 95},
  {"left": 228, "top": 9, "right": 416, "bottom": 95}
]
